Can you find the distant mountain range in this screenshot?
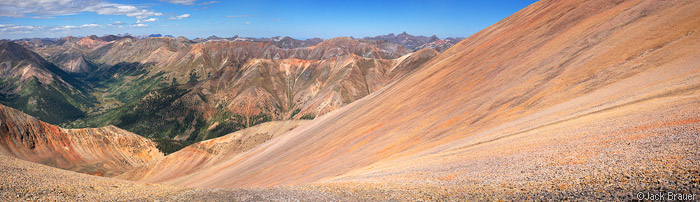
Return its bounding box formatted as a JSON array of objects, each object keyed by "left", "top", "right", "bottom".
[
  {"left": 0, "top": 32, "right": 462, "bottom": 144},
  {"left": 363, "top": 32, "right": 465, "bottom": 51},
  {"left": 13, "top": 32, "right": 464, "bottom": 51},
  {"left": 2, "top": 33, "right": 441, "bottom": 142}
]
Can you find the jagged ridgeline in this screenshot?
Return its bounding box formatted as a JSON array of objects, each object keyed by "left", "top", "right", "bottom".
[{"left": 4, "top": 35, "right": 441, "bottom": 142}]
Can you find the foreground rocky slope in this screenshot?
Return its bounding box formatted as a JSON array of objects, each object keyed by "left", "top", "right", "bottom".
[
  {"left": 118, "top": 120, "right": 309, "bottom": 183},
  {"left": 1, "top": 143, "right": 698, "bottom": 201},
  {"left": 0, "top": 104, "right": 163, "bottom": 176},
  {"left": 141, "top": 0, "right": 700, "bottom": 198},
  {"left": 0, "top": 154, "right": 430, "bottom": 201}
]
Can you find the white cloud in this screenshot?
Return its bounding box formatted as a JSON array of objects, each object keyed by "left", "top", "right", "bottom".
[
  {"left": 168, "top": 14, "right": 190, "bottom": 20},
  {"left": 0, "top": 24, "right": 45, "bottom": 34},
  {"left": 161, "top": 0, "right": 197, "bottom": 5},
  {"left": 80, "top": 23, "right": 103, "bottom": 28},
  {"left": 0, "top": 0, "right": 163, "bottom": 19},
  {"left": 245, "top": 22, "right": 250, "bottom": 25},
  {"left": 51, "top": 25, "right": 78, "bottom": 31},
  {"left": 109, "top": 21, "right": 126, "bottom": 26},
  {"left": 198, "top": 1, "right": 219, "bottom": 6},
  {"left": 137, "top": 18, "right": 158, "bottom": 23},
  {"left": 30, "top": 16, "right": 56, "bottom": 19},
  {"left": 132, "top": 23, "right": 148, "bottom": 28},
  {"left": 50, "top": 23, "right": 103, "bottom": 31},
  {"left": 0, "top": 23, "right": 113, "bottom": 35},
  {"left": 85, "top": 3, "right": 163, "bottom": 19},
  {"left": 226, "top": 15, "right": 250, "bottom": 18}
]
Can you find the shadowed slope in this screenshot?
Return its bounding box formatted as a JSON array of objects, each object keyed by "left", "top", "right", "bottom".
[
  {"left": 154, "top": 0, "right": 700, "bottom": 194},
  {"left": 0, "top": 104, "right": 163, "bottom": 176},
  {"left": 0, "top": 41, "right": 95, "bottom": 124}
]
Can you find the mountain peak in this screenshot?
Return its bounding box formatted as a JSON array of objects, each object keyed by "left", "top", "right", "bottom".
[{"left": 363, "top": 32, "right": 461, "bottom": 51}]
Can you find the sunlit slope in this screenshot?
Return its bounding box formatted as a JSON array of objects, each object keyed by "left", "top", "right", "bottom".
[
  {"left": 142, "top": 0, "right": 699, "bottom": 190},
  {"left": 117, "top": 120, "right": 309, "bottom": 183},
  {"left": 0, "top": 104, "right": 163, "bottom": 176}
]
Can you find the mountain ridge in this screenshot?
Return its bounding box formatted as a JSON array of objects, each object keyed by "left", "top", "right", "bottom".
[
  {"left": 0, "top": 40, "right": 95, "bottom": 124},
  {"left": 0, "top": 103, "right": 163, "bottom": 177},
  {"left": 4, "top": 35, "right": 439, "bottom": 141}
]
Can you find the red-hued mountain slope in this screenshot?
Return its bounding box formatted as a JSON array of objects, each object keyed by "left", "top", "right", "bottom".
[
  {"left": 128, "top": 0, "right": 700, "bottom": 196},
  {"left": 0, "top": 104, "right": 163, "bottom": 176}
]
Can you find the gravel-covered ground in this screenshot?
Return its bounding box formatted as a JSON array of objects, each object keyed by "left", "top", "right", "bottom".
[
  {"left": 2, "top": 146, "right": 698, "bottom": 201},
  {"left": 0, "top": 154, "right": 357, "bottom": 201},
  {"left": 1, "top": 97, "right": 699, "bottom": 201}
]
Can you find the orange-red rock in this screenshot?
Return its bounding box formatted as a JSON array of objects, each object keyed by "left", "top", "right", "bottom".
[{"left": 0, "top": 104, "right": 163, "bottom": 177}]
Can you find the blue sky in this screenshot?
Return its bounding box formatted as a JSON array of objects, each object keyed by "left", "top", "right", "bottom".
[{"left": 0, "top": 0, "right": 537, "bottom": 39}]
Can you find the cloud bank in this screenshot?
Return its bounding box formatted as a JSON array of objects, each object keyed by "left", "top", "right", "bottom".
[{"left": 0, "top": 0, "right": 163, "bottom": 19}]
